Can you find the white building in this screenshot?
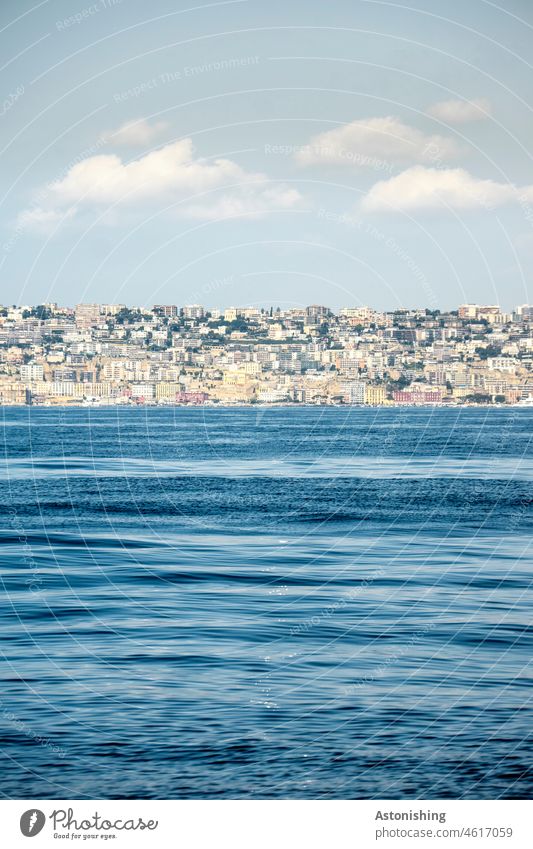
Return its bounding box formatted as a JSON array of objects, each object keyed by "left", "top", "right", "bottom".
[
  {"left": 131, "top": 383, "right": 155, "bottom": 399},
  {"left": 342, "top": 381, "right": 366, "bottom": 404},
  {"left": 20, "top": 364, "right": 44, "bottom": 382},
  {"left": 183, "top": 305, "right": 205, "bottom": 319}
]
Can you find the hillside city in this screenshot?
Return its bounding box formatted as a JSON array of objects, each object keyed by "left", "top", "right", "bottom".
[{"left": 0, "top": 301, "right": 532, "bottom": 406}]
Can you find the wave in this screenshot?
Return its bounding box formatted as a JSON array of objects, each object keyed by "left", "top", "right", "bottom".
[{"left": 1, "top": 455, "right": 533, "bottom": 480}]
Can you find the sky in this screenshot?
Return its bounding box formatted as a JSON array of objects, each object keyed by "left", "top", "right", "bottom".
[{"left": 1, "top": 0, "right": 532, "bottom": 311}]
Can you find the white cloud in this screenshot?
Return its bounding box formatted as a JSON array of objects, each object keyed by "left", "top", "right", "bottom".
[
  {"left": 361, "top": 166, "right": 533, "bottom": 213},
  {"left": 20, "top": 139, "right": 302, "bottom": 226},
  {"left": 427, "top": 98, "right": 492, "bottom": 124},
  {"left": 108, "top": 119, "right": 169, "bottom": 146},
  {"left": 295, "top": 117, "right": 460, "bottom": 168}
]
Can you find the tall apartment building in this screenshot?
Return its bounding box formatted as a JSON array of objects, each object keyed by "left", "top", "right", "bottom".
[
  {"left": 153, "top": 305, "right": 178, "bottom": 317},
  {"left": 515, "top": 305, "right": 533, "bottom": 321},
  {"left": 182, "top": 305, "right": 205, "bottom": 319},
  {"left": 20, "top": 363, "right": 44, "bottom": 382},
  {"left": 342, "top": 381, "right": 366, "bottom": 404},
  {"left": 305, "top": 304, "right": 330, "bottom": 323},
  {"left": 75, "top": 304, "right": 101, "bottom": 328},
  {"left": 101, "top": 304, "right": 126, "bottom": 316}
]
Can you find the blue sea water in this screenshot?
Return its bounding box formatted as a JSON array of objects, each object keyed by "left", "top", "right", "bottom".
[{"left": 0, "top": 406, "right": 531, "bottom": 799}]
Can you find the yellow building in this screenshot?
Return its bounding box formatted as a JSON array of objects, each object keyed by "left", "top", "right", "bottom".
[
  {"left": 222, "top": 370, "right": 249, "bottom": 387},
  {"left": 365, "top": 385, "right": 386, "bottom": 405},
  {"left": 224, "top": 308, "right": 238, "bottom": 323},
  {"left": 155, "top": 382, "right": 182, "bottom": 399}
]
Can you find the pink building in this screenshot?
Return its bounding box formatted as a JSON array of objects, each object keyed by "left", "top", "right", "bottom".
[
  {"left": 175, "top": 391, "right": 209, "bottom": 404},
  {"left": 393, "top": 390, "right": 443, "bottom": 404}
]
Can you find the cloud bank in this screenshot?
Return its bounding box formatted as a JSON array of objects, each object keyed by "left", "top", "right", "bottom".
[
  {"left": 295, "top": 117, "right": 460, "bottom": 168},
  {"left": 361, "top": 165, "right": 533, "bottom": 212},
  {"left": 21, "top": 139, "right": 302, "bottom": 227}
]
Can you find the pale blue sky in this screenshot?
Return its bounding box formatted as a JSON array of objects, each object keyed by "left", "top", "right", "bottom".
[{"left": 1, "top": 0, "right": 532, "bottom": 310}]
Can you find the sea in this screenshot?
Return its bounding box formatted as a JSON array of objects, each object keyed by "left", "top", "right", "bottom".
[{"left": 0, "top": 406, "right": 531, "bottom": 799}]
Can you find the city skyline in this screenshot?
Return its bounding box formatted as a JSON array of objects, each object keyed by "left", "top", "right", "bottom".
[{"left": 2, "top": 298, "right": 530, "bottom": 312}]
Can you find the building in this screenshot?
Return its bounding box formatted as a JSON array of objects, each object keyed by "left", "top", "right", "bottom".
[
  {"left": 393, "top": 389, "right": 443, "bottom": 404},
  {"left": 365, "top": 385, "right": 386, "bottom": 405},
  {"left": 131, "top": 383, "right": 155, "bottom": 400},
  {"left": 182, "top": 305, "right": 205, "bottom": 320},
  {"left": 0, "top": 382, "right": 28, "bottom": 404},
  {"left": 75, "top": 304, "right": 101, "bottom": 328},
  {"left": 477, "top": 306, "right": 502, "bottom": 323},
  {"left": 222, "top": 369, "right": 250, "bottom": 387},
  {"left": 20, "top": 364, "right": 44, "bottom": 382},
  {"left": 515, "top": 305, "right": 533, "bottom": 321},
  {"left": 175, "top": 391, "right": 209, "bottom": 404},
  {"left": 257, "top": 388, "right": 287, "bottom": 402},
  {"left": 101, "top": 304, "right": 126, "bottom": 316},
  {"left": 342, "top": 381, "right": 366, "bottom": 404},
  {"left": 339, "top": 306, "right": 373, "bottom": 322},
  {"left": 458, "top": 304, "right": 479, "bottom": 319},
  {"left": 52, "top": 368, "right": 77, "bottom": 382},
  {"left": 305, "top": 304, "right": 330, "bottom": 323}
]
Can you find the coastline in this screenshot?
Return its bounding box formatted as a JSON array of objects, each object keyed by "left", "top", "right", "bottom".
[{"left": 0, "top": 402, "right": 530, "bottom": 410}]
